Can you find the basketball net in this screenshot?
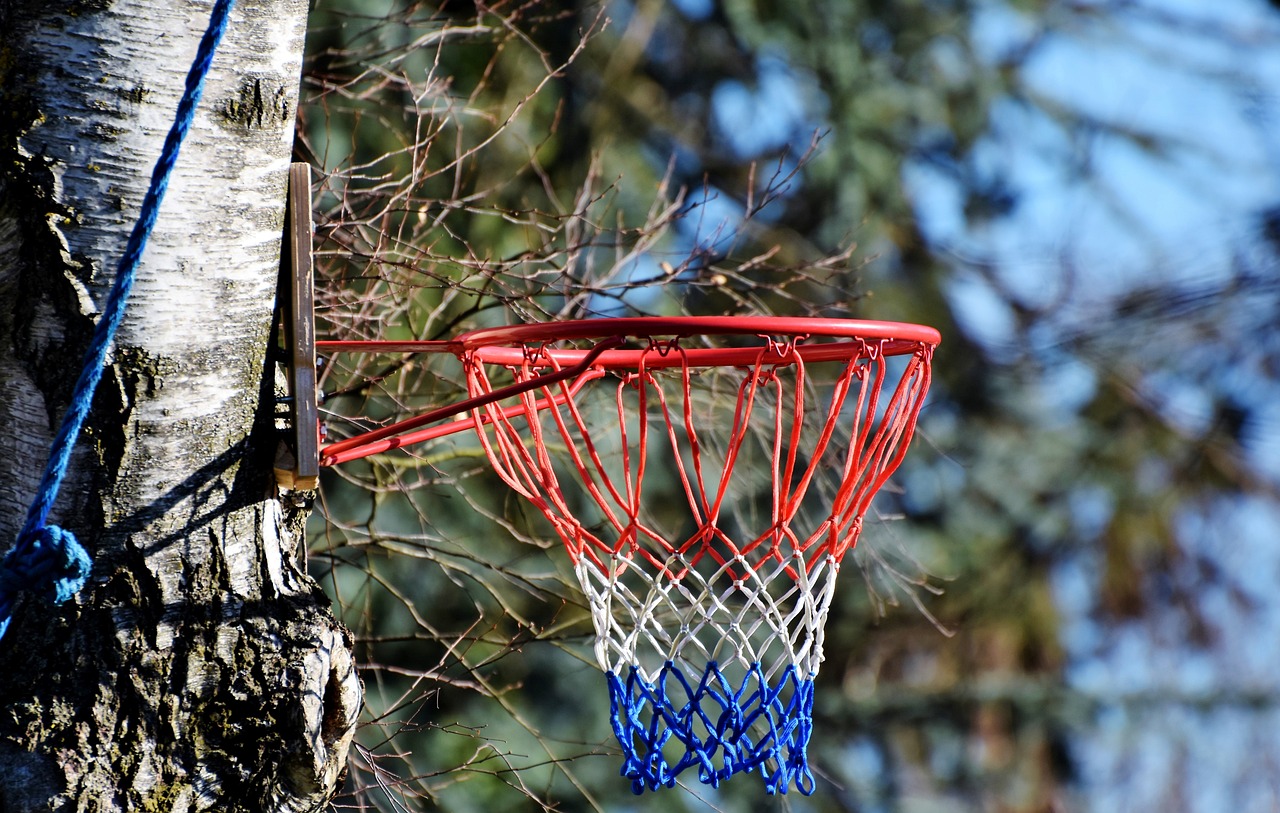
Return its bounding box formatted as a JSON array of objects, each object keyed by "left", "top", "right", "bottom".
[{"left": 464, "top": 335, "right": 934, "bottom": 794}]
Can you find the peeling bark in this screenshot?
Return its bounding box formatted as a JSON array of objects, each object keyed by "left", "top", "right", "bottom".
[{"left": 0, "top": 2, "right": 361, "bottom": 811}]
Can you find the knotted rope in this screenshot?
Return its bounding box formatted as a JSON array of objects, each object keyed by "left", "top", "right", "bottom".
[{"left": 0, "top": 0, "right": 236, "bottom": 641}]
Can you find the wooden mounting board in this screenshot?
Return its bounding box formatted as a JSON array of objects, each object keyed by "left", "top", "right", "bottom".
[{"left": 275, "top": 162, "right": 319, "bottom": 490}]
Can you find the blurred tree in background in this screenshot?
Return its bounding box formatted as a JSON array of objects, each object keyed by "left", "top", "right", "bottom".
[{"left": 298, "top": 0, "right": 1280, "bottom": 810}]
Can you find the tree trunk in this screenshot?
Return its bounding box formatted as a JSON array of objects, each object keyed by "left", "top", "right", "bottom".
[{"left": 0, "top": 2, "right": 361, "bottom": 811}]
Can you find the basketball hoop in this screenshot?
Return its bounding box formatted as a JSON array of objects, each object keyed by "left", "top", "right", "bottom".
[{"left": 316, "top": 316, "right": 940, "bottom": 795}]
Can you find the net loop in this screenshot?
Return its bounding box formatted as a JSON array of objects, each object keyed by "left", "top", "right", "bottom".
[
  {"left": 761, "top": 332, "right": 807, "bottom": 361},
  {"left": 645, "top": 335, "right": 682, "bottom": 357},
  {"left": 523, "top": 340, "right": 554, "bottom": 366}
]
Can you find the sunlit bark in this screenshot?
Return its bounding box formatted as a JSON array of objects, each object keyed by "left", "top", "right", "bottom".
[{"left": 0, "top": 2, "right": 360, "bottom": 810}]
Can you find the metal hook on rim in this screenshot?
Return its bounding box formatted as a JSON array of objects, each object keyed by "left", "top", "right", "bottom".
[{"left": 645, "top": 335, "right": 681, "bottom": 357}]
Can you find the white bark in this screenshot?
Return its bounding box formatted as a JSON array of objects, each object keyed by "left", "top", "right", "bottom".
[{"left": 0, "top": 2, "right": 360, "bottom": 810}]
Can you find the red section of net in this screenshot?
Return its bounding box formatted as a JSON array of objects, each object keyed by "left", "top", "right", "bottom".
[{"left": 464, "top": 337, "right": 934, "bottom": 577}]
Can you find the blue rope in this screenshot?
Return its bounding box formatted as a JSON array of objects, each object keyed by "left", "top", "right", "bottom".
[
  {"left": 607, "top": 661, "right": 817, "bottom": 795},
  {"left": 0, "top": 0, "right": 237, "bottom": 642}
]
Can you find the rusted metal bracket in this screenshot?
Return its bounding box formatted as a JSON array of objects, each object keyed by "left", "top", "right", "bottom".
[{"left": 274, "top": 162, "right": 320, "bottom": 490}]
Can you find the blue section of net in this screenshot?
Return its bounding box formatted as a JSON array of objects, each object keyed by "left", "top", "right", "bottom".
[
  {"left": 607, "top": 660, "right": 817, "bottom": 795},
  {"left": 0, "top": 0, "right": 236, "bottom": 643}
]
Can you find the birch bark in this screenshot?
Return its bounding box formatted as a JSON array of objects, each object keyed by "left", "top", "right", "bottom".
[{"left": 0, "top": 2, "right": 360, "bottom": 810}]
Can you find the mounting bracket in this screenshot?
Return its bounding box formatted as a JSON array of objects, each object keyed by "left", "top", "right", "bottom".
[{"left": 274, "top": 162, "right": 320, "bottom": 490}]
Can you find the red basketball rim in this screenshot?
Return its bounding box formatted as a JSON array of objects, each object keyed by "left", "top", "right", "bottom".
[{"left": 456, "top": 316, "right": 940, "bottom": 370}]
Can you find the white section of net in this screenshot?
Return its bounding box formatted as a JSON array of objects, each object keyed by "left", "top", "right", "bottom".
[{"left": 576, "top": 548, "right": 841, "bottom": 683}]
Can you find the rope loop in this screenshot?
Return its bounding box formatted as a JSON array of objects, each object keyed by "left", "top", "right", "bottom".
[
  {"left": 0, "top": 526, "right": 91, "bottom": 638},
  {"left": 4, "top": 527, "right": 91, "bottom": 602}
]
